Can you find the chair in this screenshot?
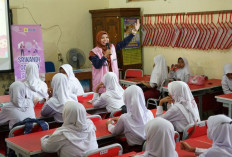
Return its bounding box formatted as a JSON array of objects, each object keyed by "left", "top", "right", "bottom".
[
  {"left": 110, "top": 110, "right": 122, "bottom": 118},
  {"left": 45, "top": 61, "right": 55, "bottom": 73},
  {"left": 182, "top": 121, "right": 207, "bottom": 140},
  {"left": 124, "top": 69, "right": 143, "bottom": 79},
  {"left": 87, "top": 115, "right": 102, "bottom": 122},
  {"left": 83, "top": 143, "right": 123, "bottom": 157}
]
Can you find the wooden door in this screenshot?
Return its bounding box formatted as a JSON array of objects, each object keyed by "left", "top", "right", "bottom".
[
  {"left": 92, "top": 17, "right": 105, "bottom": 46},
  {"left": 105, "top": 17, "right": 121, "bottom": 45}
]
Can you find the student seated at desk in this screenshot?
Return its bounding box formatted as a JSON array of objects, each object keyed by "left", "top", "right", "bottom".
[
  {"left": 222, "top": 64, "right": 232, "bottom": 94},
  {"left": 24, "top": 62, "right": 48, "bottom": 103},
  {"left": 141, "top": 54, "right": 168, "bottom": 100},
  {"left": 41, "top": 73, "right": 73, "bottom": 123},
  {"left": 41, "top": 101, "right": 98, "bottom": 157},
  {"left": 59, "top": 64, "right": 84, "bottom": 100},
  {"left": 106, "top": 85, "right": 154, "bottom": 147},
  {"left": 92, "top": 72, "right": 125, "bottom": 112},
  {"left": 135, "top": 117, "right": 178, "bottom": 157},
  {"left": 0, "top": 81, "right": 35, "bottom": 129},
  {"left": 156, "top": 81, "right": 200, "bottom": 133},
  {"left": 180, "top": 114, "right": 232, "bottom": 157},
  {"left": 169, "top": 57, "right": 192, "bottom": 83}
]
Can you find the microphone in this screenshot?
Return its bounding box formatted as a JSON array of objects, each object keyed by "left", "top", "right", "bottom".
[{"left": 106, "top": 43, "right": 110, "bottom": 49}]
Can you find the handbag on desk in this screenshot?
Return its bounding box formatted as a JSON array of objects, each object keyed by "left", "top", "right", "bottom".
[{"left": 188, "top": 75, "right": 208, "bottom": 85}]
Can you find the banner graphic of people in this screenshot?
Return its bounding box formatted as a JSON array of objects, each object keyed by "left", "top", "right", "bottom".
[{"left": 11, "top": 25, "right": 45, "bottom": 81}]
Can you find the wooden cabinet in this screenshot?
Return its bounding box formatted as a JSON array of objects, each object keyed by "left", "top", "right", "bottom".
[{"left": 89, "top": 8, "right": 142, "bottom": 77}]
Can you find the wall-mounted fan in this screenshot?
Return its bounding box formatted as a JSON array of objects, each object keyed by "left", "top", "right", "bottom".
[{"left": 66, "top": 48, "right": 86, "bottom": 69}]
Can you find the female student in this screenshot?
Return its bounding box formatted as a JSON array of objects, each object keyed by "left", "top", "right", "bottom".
[
  {"left": 24, "top": 62, "right": 48, "bottom": 103},
  {"left": 106, "top": 85, "right": 154, "bottom": 146},
  {"left": 222, "top": 64, "right": 232, "bottom": 94},
  {"left": 92, "top": 72, "right": 124, "bottom": 112},
  {"left": 0, "top": 81, "right": 35, "bottom": 129},
  {"left": 169, "top": 57, "right": 192, "bottom": 83},
  {"left": 89, "top": 20, "right": 140, "bottom": 93},
  {"left": 41, "top": 101, "right": 98, "bottom": 157},
  {"left": 180, "top": 114, "right": 232, "bottom": 157},
  {"left": 59, "top": 64, "right": 84, "bottom": 100},
  {"left": 41, "top": 73, "right": 73, "bottom": 122},
  {"left": 141, "top": 54, "right": 168, "bottom": 100},
  {"left": 135, "top": 117, "right": 178, "bottom": 157},
  {"left": 156, "top": 81, "right": 200, "bottom": 132}
]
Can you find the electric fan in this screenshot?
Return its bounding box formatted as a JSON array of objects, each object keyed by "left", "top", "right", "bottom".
[{"left": 66, "top": 48, "right": 86, "bottom": 69}]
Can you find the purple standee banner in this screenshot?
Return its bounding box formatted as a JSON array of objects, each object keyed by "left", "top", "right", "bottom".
[{"left": 11, "top": 25, "right": 45, "bottom": 81}]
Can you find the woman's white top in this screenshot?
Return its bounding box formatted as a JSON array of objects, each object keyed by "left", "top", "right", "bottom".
[
  {"left": 92, "top": 72, "right": 124, "bottom": 112},
  {"left": 222, "top": 64, "right": 232, "bottom": 94},
  {"left": 135, "top": 117, "right": 178, "bottom": 157},
  {"left": 108, "top": 85, "right": 154, "bottom": 146},
  {"left": 60, "top": 64, "right": 84, "bottom": 100},
  {"left": 41, "top": 101, "right": 98, "bottom": 157},
  {"left": 150, "top": 54, "right": 168, "bottom": 90},
  {"left": 24, "top": 62, "right": 48, "bottom": 101},
  {"left": 0, "top": 81, "right": 35, "bottom": 129}
]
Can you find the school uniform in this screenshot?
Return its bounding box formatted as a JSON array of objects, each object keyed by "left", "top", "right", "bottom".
[
  {"left": 24, "top": 62, "right": 48, "bottom": 102},
  {"left": 60, "top": 64, "right": 84, "bottom": 100},
  {"left": 195, "top": 115, "right": 232, "bottom": 157},
  {"left": 135, "top": 117, "right": 178, "bottom": 157},
  {"left": 108, "top": 85, "right": 154, "bottom": 146},
  {"left": 156, "top": 81, "right": 200, "bottom": 132},
  {"left": 92, "top": 72, "right": 124, "bottom": 112},
  {"left": 0, "top": 81, "right": 35, "bottom": 129},
  {"left": 41, "top": 101, "right": 98, "bottom": 157},
  {"left": 221, "top": 64, "right": 232, "bottom": 94},
  {"left": 41, "top": 73, "right": 73, "bottom": 122}
]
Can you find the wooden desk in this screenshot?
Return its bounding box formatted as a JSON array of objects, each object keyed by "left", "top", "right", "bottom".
[
  {"left": 5, "top": 119, "right": 113, "bottom": 157},
  {"left": 215, "top": 93, "right": 232, "bottom": 118},
  {"left": 163, "top": 79, "right": 222, "bottom": 119},
  {"left": 119, "top": 75, "right": 150, "bottom": 87}
]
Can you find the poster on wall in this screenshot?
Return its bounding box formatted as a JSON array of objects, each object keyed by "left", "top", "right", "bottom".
[
  {"left": 11, "top": 25, "right": 45, "bottom": 81},
  {"left": 123, "top": 17, "right": 140, "bottom": 49}
]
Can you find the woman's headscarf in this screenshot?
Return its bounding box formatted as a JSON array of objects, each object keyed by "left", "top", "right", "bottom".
[
  {"left": 52, "top": 101, "right": 98, "bottom": 151},
  {"left": 200, "top": 115, "right": 232, "bottom": 157},
  {"left": 60, "top": 64, "right": 84, "bottom": 98},
  {"left": 224, "top": 64, "right": 232, "bottom": 75},
  {"left": 150, "top": 54, "right": 168, "bottom": 90},
  {"left": 102, "top": 72, "right": 124, "bottom": 99},
  {"left": 46, "top": 73, "right": 73, "bottom": 113},
  {"left": 24, "top": 62, "right": 48, "bottom": 98},
  {"left": 168, "top": 81, "right": 200, "bottom": 123},
  {"left": 176, "top": 57, "right": 192, "bottom": 81},
  {"left": 96, "top": 31, "right": 109, "bottom": 50},
  {"left": 139, "top": 117, "right": 178, "bottom": 157}
]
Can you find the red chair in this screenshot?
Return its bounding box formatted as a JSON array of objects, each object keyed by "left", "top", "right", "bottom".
[
  {"left": 174, "top": 131, "right": 180, "bottom": 142},
  {"left": 182, "top": 121, "right": 207, "bottom": 140},
  {"left": 124, "top": 69, "right": 143, "bottom": 79},
  {"left": 87, "top": 115, "right": 102, "bottom": 122},
  {"left": 110, "top": 110, "right": 123, "bottom": 118},
  {"left": 83, "top": 143, "right": 123, "bottom": 157}
]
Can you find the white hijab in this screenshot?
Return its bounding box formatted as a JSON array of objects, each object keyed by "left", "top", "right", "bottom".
[
  {"left": 176, "top": 57, "right": 192, "bottom": 81},
  {"left": 222, "top": 64, "right": 232, "bottom": 93},
  {"left": 123, "top": 85, "right": 154, "bottom": 139},
  {"left": 24, "top": 62, "right": 48, "bottom": 98},
  {"left": 168, "top": 81, "right": 200, "bottom": 124},
  {"left": 8, "top": 81, "right": 34, "bottom": 112},
  {"left": 139, "top": 117, "right": 178, "bottom": 157},
  {"left": 52, "top": 101, "right": 98, "bottom": 151},
  {"left": 60, "top": 64, "right": 84, "bottom": 98},
  {"left": 200, "top": 115, "right": 232, "bottom": 157},
  {"left": 224, "top": 64, "right": 232, "bottom": 75},
  {"left": 150, "top": 54, "right": 168, "bottom": 90},
  {"left": 102, "top": 72, "right": 124, "bottom": 99},
  {"left": 46, "top": 73, "right": 73, "bottom": 113}
]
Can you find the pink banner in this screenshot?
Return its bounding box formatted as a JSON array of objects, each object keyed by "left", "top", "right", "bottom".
[{"left": 11, "top": 25, "right": 45, "bottom": 81}]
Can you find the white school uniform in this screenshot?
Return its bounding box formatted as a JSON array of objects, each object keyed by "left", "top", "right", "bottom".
[
  {"left": 60, "top": 64, "right": 84, "bottom": 100},
  {"left": 195, "top": 115, "right": 232, "bottom": 157},
  {"left": 41, "top": 101, "right": 98, "bottom": 157},
  {"left": 135, "top": 117, "right": 178, "bottom": 157},
  {"left": 221, "top": 64, "right": 232, "bottom": 94},
  {"left": 108, "top": 85, "right": 154, "bottom": 146},
  {"left": 156, "top": 81, "right": 200, "bottom": 132},
  {"left": 0, "top": 81, "right": 35, "bottom": 129},
  {"left": 41, "top": 73, "right": 73, "bottom": 122},
  {"left": 24, "top": 62, "right": 48, "bottom": 102},
  {"left": 150, "top": 54, "right": 168, "bottom": 90},
  {"left": 92, "top": 72, "right": 124, "bottom": 112}
]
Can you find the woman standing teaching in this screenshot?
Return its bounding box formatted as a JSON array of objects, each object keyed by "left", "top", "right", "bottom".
[{"left": 89, "top": 19, "right": 140, "bottom": 93}]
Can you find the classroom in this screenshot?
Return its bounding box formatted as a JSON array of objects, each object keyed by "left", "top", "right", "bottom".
[{"left": 0, "top": 0, "right": 232, "bottom": 157}]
